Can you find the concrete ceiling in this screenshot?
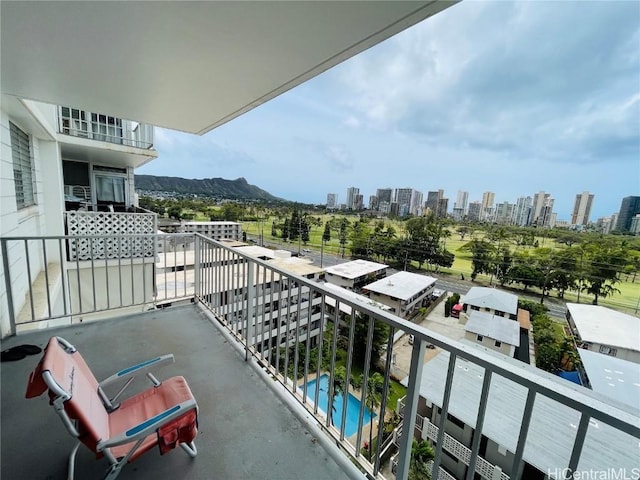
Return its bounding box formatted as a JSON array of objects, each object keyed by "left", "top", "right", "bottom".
[{"left": 1, "top": 1, "right": 456, "bottom": 135}]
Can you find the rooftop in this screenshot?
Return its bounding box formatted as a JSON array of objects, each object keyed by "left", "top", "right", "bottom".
[
  {"left": 403, "top": 351, "right": 639, "bottom": 475},
  {"left": 464, "top": 311, "right": 521, "bottom": 346},
  {"left": 567, "top": 303, "right": 640, "bottom": 352},
  {"left": 363, "top": 271, "right": 437, "bottom": 301},
  {"left": 322, "top": 282, "right": 392, "bottom": 316},
  {"left": 324, "top": 259, "right": 388, "bottom": 280},
  {"left": 0, "top": 304, "right": 353, "bottom": 479},
  {"left": 461, "top": 287, "right": 518, "bottom": 315},
  {"left": 578, "top": 348, "right": 640, "bottom": 410}
]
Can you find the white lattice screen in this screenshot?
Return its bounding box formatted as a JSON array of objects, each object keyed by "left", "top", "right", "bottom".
[{"left": 65, "top": 211, "right": 156, "bottom": 261}]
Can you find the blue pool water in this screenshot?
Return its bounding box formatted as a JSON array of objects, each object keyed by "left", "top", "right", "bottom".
[{"left": 305, "top": 374, "right": 376, "bottom": 437}]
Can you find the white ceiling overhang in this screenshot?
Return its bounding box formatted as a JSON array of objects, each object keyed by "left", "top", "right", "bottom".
[{"left": 1, "top": 1, "right": 456, "bottom": 135}]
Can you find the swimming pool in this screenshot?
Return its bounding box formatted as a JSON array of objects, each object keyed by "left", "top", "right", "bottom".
[{"left": 305, "top": 374, "right": 376, "bottom": 437}]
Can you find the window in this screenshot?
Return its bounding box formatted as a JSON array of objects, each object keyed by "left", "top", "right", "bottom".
[
  {"left": 447, "top": 413, "right": 465, "bottom": 429},
  {"left": 599, "top": 345, "right": 617, "bottom": 357},
  {"left": 10, "top": 122, "right": 35, "bottom": 209},
  {"left": 476, "top": 334, "right": 483, "bottom": 342},
  {"left": 494, "top": 340, "right": 502, "bottom": 348}
]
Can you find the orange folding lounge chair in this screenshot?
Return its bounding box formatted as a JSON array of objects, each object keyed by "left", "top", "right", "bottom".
[{"left": 26, "top": 336, "right": 198, "bottom": 480}]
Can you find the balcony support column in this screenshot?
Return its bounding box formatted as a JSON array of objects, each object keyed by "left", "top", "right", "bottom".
[
  {"left": 245, "top": 259, "right": 255, "bottom": 361},
  {"left": 194, "top": 235, "right": 201, "bottom": 300},
  {"left": 396, "top": 338, "right": 426, "bottom": 480}
]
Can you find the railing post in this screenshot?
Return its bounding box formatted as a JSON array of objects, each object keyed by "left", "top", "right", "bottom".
[
  {"left": 1, "top": 240, "right": 17, "bottom": 336},
  {"left": 396, "top": 338, "right": 426, "bottom": 480},
  {"left": 245, "top": 258, "right": 255, "bottom": 361},
  {"left": 194, "top": 235, "right": 201, "bottom": 300}
]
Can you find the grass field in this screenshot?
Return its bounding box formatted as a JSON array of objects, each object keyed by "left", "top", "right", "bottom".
[{"left": 240, "top": 216, "right": 640, "bottom": 315}]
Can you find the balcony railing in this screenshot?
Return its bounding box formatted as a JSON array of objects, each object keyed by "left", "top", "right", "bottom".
[
  {"left": 57, "top": 106, "right": 154, "bottom": 149},
  {"left": 1, "top": 233, "right": 639, "bottom": 480}
]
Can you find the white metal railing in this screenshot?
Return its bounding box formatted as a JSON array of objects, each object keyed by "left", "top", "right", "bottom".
[
  {"left": 57, "top": 106, "right": 154, "bottom": 149},
  {"left": 396, "top": 403, "right": 510, "bottom": 480},
  {"left": 1, "top": 234, "right": 192, "bottom": 331},
  {"left": 2, "top": 233, "right": 638, "bottom": 480}
]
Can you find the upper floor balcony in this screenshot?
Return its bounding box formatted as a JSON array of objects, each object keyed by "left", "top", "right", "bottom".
[
  {"left": 1, "top": 233, "right": 638, "bottom": 480},
  {"left": 58, "top": 106, "right": 154, "bottom": 150}
]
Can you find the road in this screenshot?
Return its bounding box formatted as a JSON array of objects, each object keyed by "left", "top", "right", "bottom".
[{"left": 245, "top": 233, "right": 568, "bottom": 319}]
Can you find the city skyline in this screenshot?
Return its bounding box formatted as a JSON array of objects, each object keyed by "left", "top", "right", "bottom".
[{"left": 138, "top": 1, "right": 639, "bottom": 221}]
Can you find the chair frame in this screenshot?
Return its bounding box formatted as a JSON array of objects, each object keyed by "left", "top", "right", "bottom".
[{"left": 35, "top": 337, "right": 197, "bottom": 480}]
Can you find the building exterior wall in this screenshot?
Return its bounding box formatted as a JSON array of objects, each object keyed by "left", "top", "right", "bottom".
[
  {"left": 180, "top": 221, "right": 242, "bottom": 240},
  {"left": 0, "top": 107, "right": 64, "bottom": 336},
  {"left": 571, "top": 191, "right": 594, "bottom": 225},
  {"left": 579, "top": 342, "right": 640, "bottom": 364},
  {"left": 464, "top": 331, "right": 515, "bottom": 357}
]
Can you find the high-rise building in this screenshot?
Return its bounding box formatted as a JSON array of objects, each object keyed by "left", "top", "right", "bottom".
[
  {"left": 615, "top": 196, "right": 640, "bottom": 232},
  {"left": 346, "top": 187, "right": 359, "bottom": 210},
  {"left": 425, "top": 190, "right": 443, "bottom": 214},
  {"left": 326, "top": 193, "right": 337, "bottom": 209},
  {"left": 596, "top": 216, "right": 613, "bottom": 234},
  {"left": 494, "top": 201, "right": 516, "bottom": 225},
  {"left": 530, "top": 191, "right": 553, "bottom": 226},
  {"left": 368, "top": 195, "right": 378, "bottom": 211},
  {"left": 514, "top": 196, "right": 532, "bottom": 226},
  {"left": 376, "top": 188, "right": 393, "bottom": 205},
  {"left": 630, "top": 215, "right": 640, "bottom": 234},
  {"left": 354, "top": 194, "right": 364, "bottom": 211},
  {"left": 395, "top": 188, "right": 423, "bottom": 217},
  {"left": 454, "top": 191, "right": 469, "bottom": 215},
  {"left": 437, "top": 198, "right": 449, "bottom": 218},
  {"left": 467, "top": 201, "right": 482, "bottom": 222},
  {"left": 480, "top": 191, "right": 495, "bottom": 220},
  {"left": 571, "top": 192, "right": 594, "bottom": 225}
]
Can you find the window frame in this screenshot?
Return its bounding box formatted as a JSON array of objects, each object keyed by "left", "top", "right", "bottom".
[{"left": 10, "top": 121, "right": 36, "bottom": 209}]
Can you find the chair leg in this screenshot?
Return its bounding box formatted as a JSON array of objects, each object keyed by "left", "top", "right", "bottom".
[
  {"left": 180, "top": 441, "right": 198, "bottom": 458},
  {"left": 67, "top": 441, "right": 81, "bottom": 480},
  {"left": 103, "top": 461, "right": 125, "bottom": 480}
]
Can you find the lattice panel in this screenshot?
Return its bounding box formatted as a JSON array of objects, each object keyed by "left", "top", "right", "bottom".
[{"left": 66, "top": 211, "right": 156, "bottom": 261}]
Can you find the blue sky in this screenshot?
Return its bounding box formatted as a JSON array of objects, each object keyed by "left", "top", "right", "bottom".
[{"left": 138, "top": 1, "right": 640, "bottom": 221}]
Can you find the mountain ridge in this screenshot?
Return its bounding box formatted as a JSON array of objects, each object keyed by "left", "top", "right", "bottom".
[{"left": 135, "top": 174, "right": 282, "bottom": 201}]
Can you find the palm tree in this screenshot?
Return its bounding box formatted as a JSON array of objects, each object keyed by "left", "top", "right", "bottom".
[
  {"left": 409, "top": 439, "right": 435, "bottom": 480},
  {"left": 327, "top": 366, "right": 346, "bottom": 427},
  {"left": 355, "top": 372, "right": 384, "bottom": 461}
]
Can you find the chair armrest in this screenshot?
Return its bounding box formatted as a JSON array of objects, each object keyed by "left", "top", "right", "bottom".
[
  {"left": 96, "top": 399, "right": 197, "bottom": 452},
  {"left": 99, "top": 354, "right": 175, "bottom": 388}
]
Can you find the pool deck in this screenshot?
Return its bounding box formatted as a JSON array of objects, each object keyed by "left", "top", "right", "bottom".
[{"left": 1, "top": 304, "right": 360, "bottom": 480}]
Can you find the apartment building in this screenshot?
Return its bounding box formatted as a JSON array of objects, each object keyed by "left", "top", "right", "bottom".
[
  {"left": 567, "top": 303, "right": 640, "bottom": 364},
  {"left": 179, "top": 221, "right": 242, "bottom": 240},
  {"left": 399, "top": 350, "right": 636, "bottom": 480},
  {"left": 461, "top": 287, "right": 519, "bottom": 319},
  {"left": 326, "top": 193, "right": 338, "bottom": 210},
  {"left": 2, "top": 101, "right": 158, "bottom": 333},
  {"left": 346, "top": 187, "right": 360, "bottom": 210},
  {"left": 464, "top": 311, "right": 520, "bottom": 357},
  {"left": 615, "top": 196, "right": 640, "bottom": 232},
  {"left": 571, "top": 191, "right": 594, "bottom": 226},
  {"left": 362, "top": 271, "right": 436, "bottom": 319},
  {"left": 324, "top": 259, "right": 388, "bottom": 291}
]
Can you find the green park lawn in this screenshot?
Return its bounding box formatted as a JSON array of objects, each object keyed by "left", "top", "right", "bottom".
[{"left": 241, "top": 217, "right": 640, "bottom": 315}]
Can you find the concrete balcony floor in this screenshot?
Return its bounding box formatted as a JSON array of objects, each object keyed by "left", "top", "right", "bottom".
[{"left": 1, "top": 304, "right": 349, "bottom": 480}]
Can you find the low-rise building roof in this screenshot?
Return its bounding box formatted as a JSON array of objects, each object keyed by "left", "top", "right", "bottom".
[
  {"left": 322, "top": 282, "right": 391, "bottom": 316},
  {"left": 567, "top": 303, "right": 640, "bottom": 353},
  {"left": 402, "top": 351, "right": 637, "bottom": 475},
  {"left": 324, "top": 259, "right": 388, "bottom": 280},
  {"left": 578, "top": 348, "right": 640, "bottom": 410},
  {"left": 461, "top": 287, "right": 518, "bottom": 315},
  {"left": 464, "top": 311, "right": 520, "bottom": 346},
  {"left": 362, "top": 271, "right": 436, "bottom": 301}
]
